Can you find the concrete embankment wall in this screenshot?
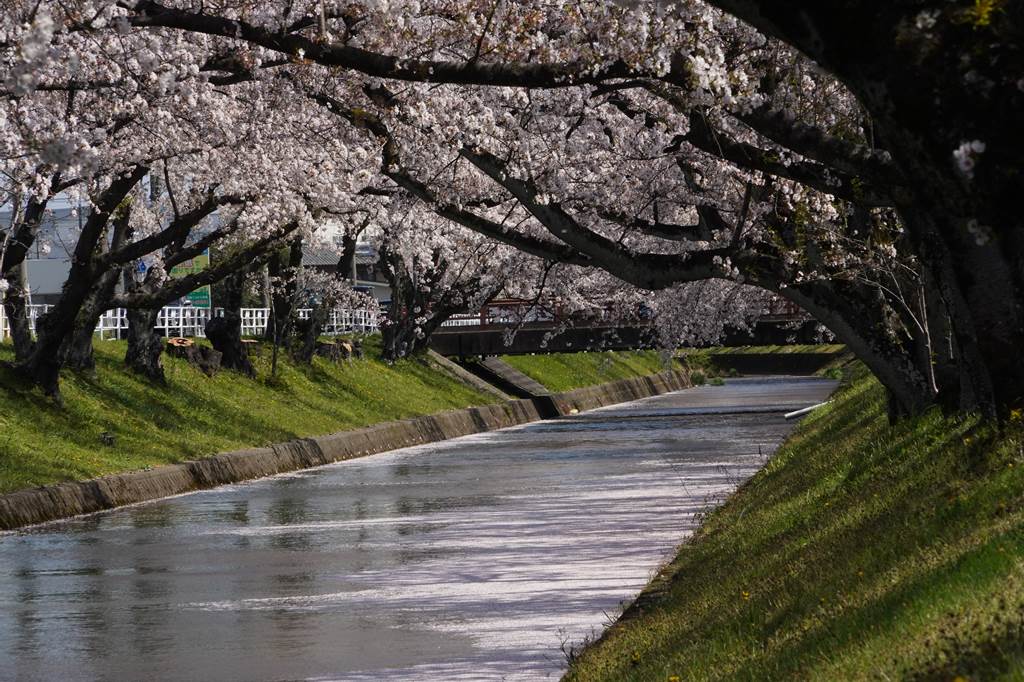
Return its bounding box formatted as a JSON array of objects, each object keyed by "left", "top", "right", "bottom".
[
  {"left": 706, "top": 352, "right": 844, "bottom": 376},
  {"left": 546, "top": 370, "right": 690, "bottom": 414},
  {"left": 0, "top": 370, "right": 690, "bottom": 531}
]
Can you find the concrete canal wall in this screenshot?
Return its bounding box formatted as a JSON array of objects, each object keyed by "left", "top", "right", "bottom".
[{"left": 0, "top": 370, "right": 690, "bottom": 530}]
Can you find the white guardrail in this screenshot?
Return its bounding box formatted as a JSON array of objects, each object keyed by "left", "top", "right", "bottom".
[{"left": 0, "top": 304, "right": 379, "bottom": 341}]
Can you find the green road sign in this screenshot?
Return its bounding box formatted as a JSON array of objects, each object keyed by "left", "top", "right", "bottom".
[{"left": 169, "top": 250, "right": 212, "bottom": 308}]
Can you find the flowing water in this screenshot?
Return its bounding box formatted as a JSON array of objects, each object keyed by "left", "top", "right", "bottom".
[{"left": 0, "top": 376, "right": 835, "bottom": 681}]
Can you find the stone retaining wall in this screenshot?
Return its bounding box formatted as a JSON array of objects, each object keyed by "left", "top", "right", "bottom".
[{"left": 0, "top": 369, "right": 689, "bottom": 531}]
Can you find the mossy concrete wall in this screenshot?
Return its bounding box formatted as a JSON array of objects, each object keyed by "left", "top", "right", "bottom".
[
  {"left": 546, "top": 370, "right": 690, "bottom": 414},
  {"left": 0, "top": 369, "right": 689, "bottom": 531},
  {"left": 707, "top": 352, "right": 843, "bottom": 376}
]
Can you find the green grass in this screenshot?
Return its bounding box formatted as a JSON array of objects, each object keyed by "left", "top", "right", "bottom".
[
  {"left": 565, "top": 363, "right": 1024, "bottom": 681},
  {"left": 680, "top": 344, "right": 851, "bottom": 379},
  {"left": 685, "top": 344, "right": 846, "bottom": 355},
  {"left": 0, "top": 337, "right": 495, "bottom": 494},
  {"left": 500, "top": 350, "right": 671, "bottom": 393}
]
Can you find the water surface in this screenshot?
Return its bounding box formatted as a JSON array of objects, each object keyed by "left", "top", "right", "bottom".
[{"left": 0, "top": 376, "right": 835, "bottom": 681}]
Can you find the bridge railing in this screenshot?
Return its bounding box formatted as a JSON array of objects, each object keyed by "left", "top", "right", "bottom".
[
  {"left": 0, "top": 304, "right": 379, "bottom": 341},
  {"left": 441, "top": 301, "right": 557, "bottom": 329}
]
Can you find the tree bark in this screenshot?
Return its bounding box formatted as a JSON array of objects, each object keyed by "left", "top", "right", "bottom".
[
  {"left": 296, "top": 302, "right": 329, "bottom": 363},
  {"left": 66, "top": 196, "right": 136, "bottom": 374},
  {"left": 1, "top": 178, "right": 63, "bottom": 362},
  {"left": 124, "top": 307, "right": 165, "bottom": 382},
  {"left": 783, "top": 282, "right": 935, "bottom": 417},
  {"left": 205, "top": 268, "right": 254, "bottom": 376},
  {"left": 2, "top": 262, "right": 34, "bottom": 362},
  {"left": 263, "top": 238, "right": 304, "bottom": 343},
  {"left": 17, "top": 166, "right": 147, "bottom": 399},
  {"left": 703, "top": 0, "right": 1024, "bottom": 416},
  {"left": 65, "top": 268, "right": 125, "bottom": 374}
]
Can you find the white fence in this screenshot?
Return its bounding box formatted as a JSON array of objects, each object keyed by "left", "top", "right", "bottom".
[
  {"left": 239, "top": 307, "right": 378, "bottom": 337},
  {"left": 0, "top": 304, "right": 379, "bottom": 341}
]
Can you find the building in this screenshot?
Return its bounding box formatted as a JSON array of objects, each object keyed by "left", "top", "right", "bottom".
[{"left": 301, "top": 242, "right": 392, "bottom": 304}]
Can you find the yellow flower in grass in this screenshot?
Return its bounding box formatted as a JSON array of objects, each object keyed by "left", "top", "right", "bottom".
[
  {"left": 741, "top": 590, "right": 750, "bottom": 601},
  {"left": 668, "top": 676, "right": 681, "bottom": 682},
  {"left": 1009, "top": 408, "right": 1023, "bottom": 423}
]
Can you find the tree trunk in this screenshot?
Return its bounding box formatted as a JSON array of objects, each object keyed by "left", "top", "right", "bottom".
[
  {"left": 2, "top": 262, "right": 34, "bottom": 362},
  {"left": 297, "top": 302, "right": 330, "bottom": 364},
  {"left": 711, "top": 1, "right": 1024, "bottom": 416},
  {"left": 16, "top": 166, "right": 146, "bottom": 399},
  {"left": 65, "top": 268, "right": 123, "bottom": 374},
  {"left": 263, "top": 238, "right": 304, "bottom": 343},
  {"left": 785, "top": 281, "right": 936, "bottom": 416},
  {"left": 205, "top": 269, "right": 254, "bottom": 376},
  {"left": 125, "top": 307, "right": 165, "bottom": 382},
  {"left": 64, "top": 321, "right": 97, "bottom": 374},
  {"left": 339, "top": 233, "right": 358, "bottom": 283}
]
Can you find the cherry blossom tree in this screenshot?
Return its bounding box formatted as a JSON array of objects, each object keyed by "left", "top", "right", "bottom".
[
  {"left": 5, "top": 0, "right": 1019, "bottom": 418},
  {"left": 115, "top": 0, "right": 1021, "bottom": 416},
  {"left": 0, "top": 2, "right": 379, "bottom": 396},
  {"left": 373, "top": 197, "right": 526, "bottom": 361}
]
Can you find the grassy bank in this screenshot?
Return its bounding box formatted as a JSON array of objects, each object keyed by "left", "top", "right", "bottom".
[
  {"left": 684, "top": 343, "right": 846, "bottom": 356},
  {"left": 500, "top": 350, "right": 670, "bottom": 393},
  {"left": 0, "top": 338, "right": 495, "bottom": 494},
  {"left": 566, "top": 364, "right": 1024, "bottom": 681},
  {"left": 680, "top": 344, "right": 849, "bottom": 381}
]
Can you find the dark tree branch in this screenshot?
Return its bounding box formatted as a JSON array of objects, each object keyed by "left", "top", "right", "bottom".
[
  {"left": 102, "top": 192, "right": 240, "bottom": 267},
  {"left": 307, "top": 91, "right": 593, "bottom": 266},
  {"left": 736, "top": 104, "right": 903, "bottom": 185},
  {"left": 460, "top": 146, "right": 734, "bottom": 289},
  {"left": 681, "top": 111, "right": 895, "bottom": 206},
  {"left": 125, "top": 0, "right": 641, "bottom": 87},
  {"left": 110, "top": 223, "right": 300, "bottom": 309},
  {"left": 596, "top": 208, "right": 716, "bottom": 243}
]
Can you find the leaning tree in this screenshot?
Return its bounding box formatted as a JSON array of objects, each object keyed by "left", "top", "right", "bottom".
[
  {"left": 0, "top": 4, "right": 378, "bottom": 396},
  {"left": 114, "top": 0, "right": 1022, "bottom": 416},
  {"left": 7, "top": 0, "right": 1019, "bottom": 415}
]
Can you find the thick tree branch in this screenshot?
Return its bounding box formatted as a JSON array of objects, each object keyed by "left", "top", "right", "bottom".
[
  {"left": 735, "top": 105, "right": 903, "bottom": 186},
  {"left": 597, "top": 208, "right": 716, "bottom": 243},
  {"left": 110, "top": 224, "right": 300, "bottom": 309},
  {"left": 102, "top": 192, "right": 240, "bottom": 267},
  {"left": 307, "top": 92, "right": 593, "bottom": 266},
  {"left": 125, "top": 0, "right": 640, "bottom": 87},
  {"left": 682, "top": 111, "right": 895, "bottom": 206},
  {"left": 460, "top": 146, "right": 734, "bottom": 289}
]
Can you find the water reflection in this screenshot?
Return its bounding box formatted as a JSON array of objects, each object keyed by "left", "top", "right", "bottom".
[{"left": 0, "top": 377, "right": 835, "bottom": 681}]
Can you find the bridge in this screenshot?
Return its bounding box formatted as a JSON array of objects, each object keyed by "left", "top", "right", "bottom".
[{"left": 430, "top": 299, "right": 822, "bottom": 358}]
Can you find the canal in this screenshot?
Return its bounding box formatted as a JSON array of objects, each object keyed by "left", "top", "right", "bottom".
[{"left": 0, "top": 376, "right": 835, "bottom": 681}]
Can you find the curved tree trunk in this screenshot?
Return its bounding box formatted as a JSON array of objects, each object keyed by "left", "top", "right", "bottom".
[
  {"left": 2, "top": 175, "right": 64, "bottom": 362},
  {"left": 701, "top": 0, "right": 1024, "bottom": 416},
  {"left": 64, "top": 321, "right": 98, "bottom": 374},
  {"left": 65, "top": 268, "right": 124, "bottom": 374},
  {"left": 781, "top": 280, "right": 936, "bottom": 417},
  {"left": 16, "top": 166, "right": 146, "bottom": 399},
  {"left": 125, "top": 307, "right": 165, "bottom": 382}
]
